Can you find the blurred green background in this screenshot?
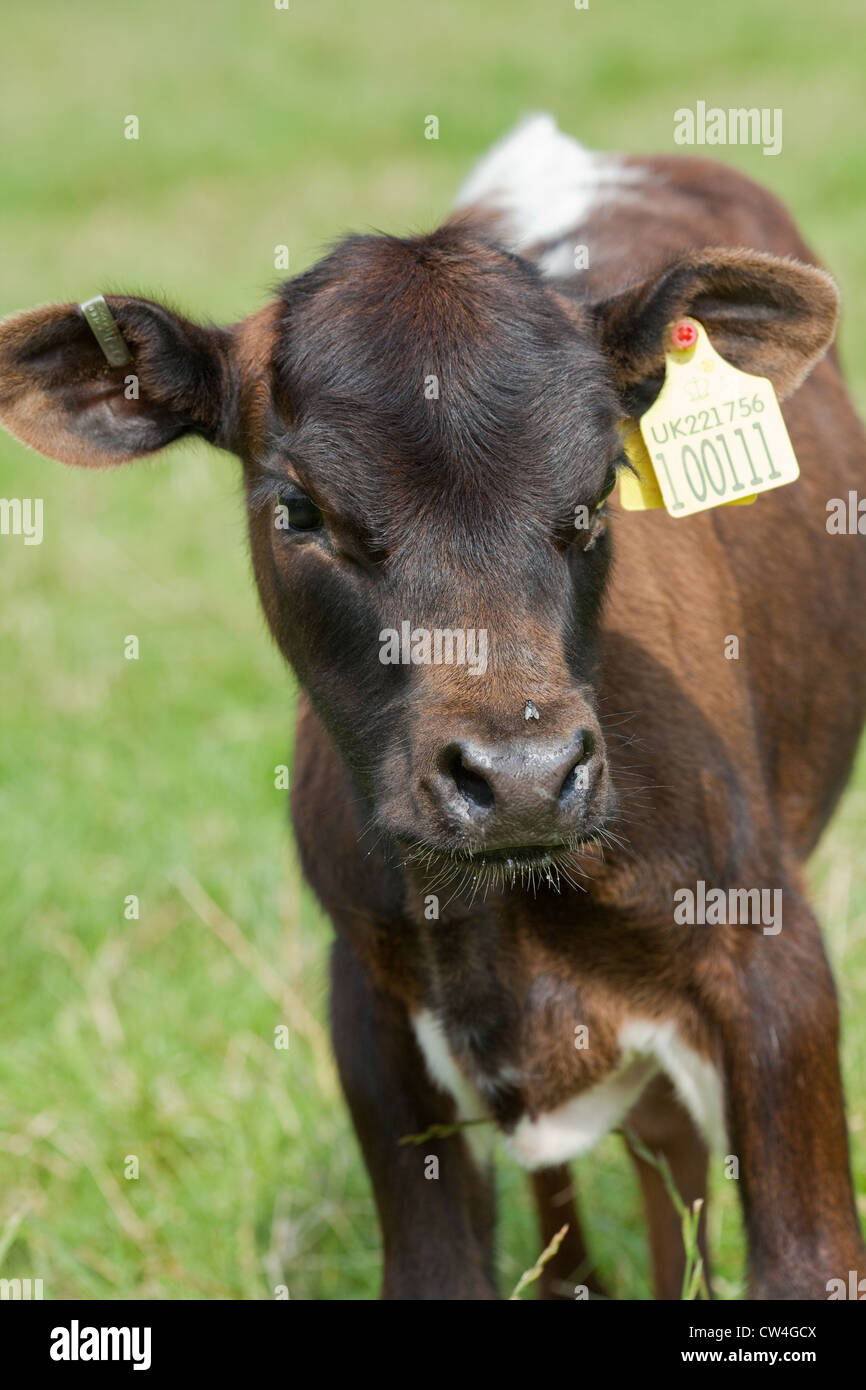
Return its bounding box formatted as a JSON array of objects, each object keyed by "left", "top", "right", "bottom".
[{"left": 1, "top": 0, "right": 864, "bottom": 1300}]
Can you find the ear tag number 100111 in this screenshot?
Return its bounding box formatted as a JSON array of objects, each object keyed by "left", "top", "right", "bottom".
[{"left": 618, "top": 317, "right": 800, "bottom": 517}]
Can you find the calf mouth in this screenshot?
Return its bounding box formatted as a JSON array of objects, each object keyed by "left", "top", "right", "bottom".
[
  {"left": 460, "top": 843, "right": 572, "bottom": 868},
  {"left": 397, "top": 831, "right": 609, "bottom": 897}
]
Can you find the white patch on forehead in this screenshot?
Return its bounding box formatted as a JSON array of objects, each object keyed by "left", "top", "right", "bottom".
[
  {"left": 411, "top": 1009, "right": 492, "bottom": 1163},
  {"left": 455, "top": 112, "right": 643, "bottom": 256}
]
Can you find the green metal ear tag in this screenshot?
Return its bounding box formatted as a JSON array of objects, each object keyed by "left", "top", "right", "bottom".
[{"left": 80, "top": 295, "right": 132, "bottom": 367}]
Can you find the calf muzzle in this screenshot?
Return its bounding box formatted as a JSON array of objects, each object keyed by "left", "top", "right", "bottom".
[{"left": 423, "top": 728, "right": 605, "bottom": 851}]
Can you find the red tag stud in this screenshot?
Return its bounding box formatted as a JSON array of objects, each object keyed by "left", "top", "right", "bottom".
[{"left": 670, "top": 319, "right": 699, "bottom": 351}]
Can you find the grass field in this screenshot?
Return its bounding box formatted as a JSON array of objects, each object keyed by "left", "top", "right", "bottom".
[{"left": 1, "top": 0, "right": 865, "bottom": 1299}]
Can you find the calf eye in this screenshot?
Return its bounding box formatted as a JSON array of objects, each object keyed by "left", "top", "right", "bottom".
[
  {"left": 281, "top": 493, "right": 323, "bottom": 531},
  {"left": 597, "top": 464, "right": 618, "bottom": 505}
]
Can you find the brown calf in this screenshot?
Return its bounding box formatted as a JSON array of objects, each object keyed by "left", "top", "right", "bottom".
[{"left": 2, "top": 115, "right": 864, "bottom": 1299}]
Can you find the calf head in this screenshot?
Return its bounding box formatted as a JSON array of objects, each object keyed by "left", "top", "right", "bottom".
[{"left": 0, "top": 226, "right": 837, "bottom": 887}]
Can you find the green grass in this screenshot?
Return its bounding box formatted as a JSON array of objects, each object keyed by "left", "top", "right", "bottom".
[{"left": 1, "top": 0, "right": 864, "bottom": 1299}]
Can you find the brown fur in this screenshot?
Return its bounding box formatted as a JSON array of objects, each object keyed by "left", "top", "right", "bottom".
[{"left": 0, "top": 145, "right": 863, "bottom": 1300}]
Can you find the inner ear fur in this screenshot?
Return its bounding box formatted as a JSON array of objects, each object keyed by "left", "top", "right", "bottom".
[
  {"left": 593, "top": 248, "right": 839, "bottom": 409},
  {"left": 0, "top": 295, "right": 235, "bottom": 468}
]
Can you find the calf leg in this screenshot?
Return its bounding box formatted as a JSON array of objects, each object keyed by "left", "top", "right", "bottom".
[
  {"left": 330, "top": 937, "right": 498, "bottom": 1300},
  {"left": 702, "top": 889, "right": 865, "bottom": 1299},
  {"left": 624, "top": 1075, "right": 711, "bottom": 1300},
  {"left": 530, "top": 1167, "right": 609, "bottom": 1299}
]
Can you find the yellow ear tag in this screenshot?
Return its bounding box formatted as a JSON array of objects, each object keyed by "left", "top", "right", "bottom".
[
  {"left": 618, "top": 418, "right": 665, "bottom": 510},
  {"left": 620, "top": 317, "right": 799, "bottom": 518}
]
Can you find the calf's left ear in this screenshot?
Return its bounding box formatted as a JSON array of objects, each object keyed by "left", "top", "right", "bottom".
[
  {"left": 594, "top": 248, "right": 839, "bottom": 408},
  {"left": 0, "top": 295, "right": 234, "bottom": 468}
]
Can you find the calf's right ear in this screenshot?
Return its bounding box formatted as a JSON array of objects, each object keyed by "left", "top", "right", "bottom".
[{"left": 0, "top": 296, "right": 235, "bottom": 468}]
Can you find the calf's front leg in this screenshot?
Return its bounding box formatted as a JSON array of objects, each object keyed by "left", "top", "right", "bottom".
[
  {"left": 704, "top": 891, "right": 865, "bottom": 1299},
  {"left": 330, "top": 937, "right": 498, "bottom": 1300}
]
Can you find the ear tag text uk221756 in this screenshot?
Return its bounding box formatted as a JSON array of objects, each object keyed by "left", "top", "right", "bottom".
[{"left": 619, "top": 318, "right": 799, "bottom": 517}]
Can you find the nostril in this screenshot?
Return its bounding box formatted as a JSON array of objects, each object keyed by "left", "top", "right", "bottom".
[
  {"left": 558, "top": 764, "right": 585, "bottom": 805},
  {"left": 558, "top": 730, "right": 596, "bottom": 806},
  {"left": 447, "top": 748, "right": 495, "bottom": 812}
]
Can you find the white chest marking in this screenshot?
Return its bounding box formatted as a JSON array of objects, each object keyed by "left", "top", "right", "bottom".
[
  {"left": 413, "top": 1009, "right": 726, "bottom": 1172},
  {"left": 455, "top": 112, "right": 644, "bottom": 256},
  {"left": 411, "top": 1009, "right": 493, "bottom": 1163},
  {"left": 505, "top": 1053, "right": 658, "bottom": 1170},
  {"left": 412, "top": 1009, "right": 480, "bottom": 1118},
  {"left": 620, "top": 1018, "right": 727, "bottom": 1152},
  {"left": 508, "top": 1020, "right": 726, "bottom": 1171}
]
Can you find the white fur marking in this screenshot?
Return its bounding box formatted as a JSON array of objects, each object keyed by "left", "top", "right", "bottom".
[
  {"left": 455, "top": 113, "right": 642, "bottom": 253},
  {"left": 619, "top": 1018, "right": 727, "bottom": 1152},
  {"left": 505, "top": 1020, "right": 725, "bottom": 1172},
  {"left": 505, "top": 1054, "right": 658, "bottom": 1170},
  {"left": 412, "top": 1009, "right": 492, "bottom": 1162},
  {"left": 412, "top": 1008, "right": 726, "bottom": 1174}
]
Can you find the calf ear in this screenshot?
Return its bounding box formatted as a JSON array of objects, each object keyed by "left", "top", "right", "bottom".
[
  {"left": 594, "top": 249, "right": 838, "bottom": 410},
  {"left": 0, "top": 296, "right": 234, "bottom": 468}
]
